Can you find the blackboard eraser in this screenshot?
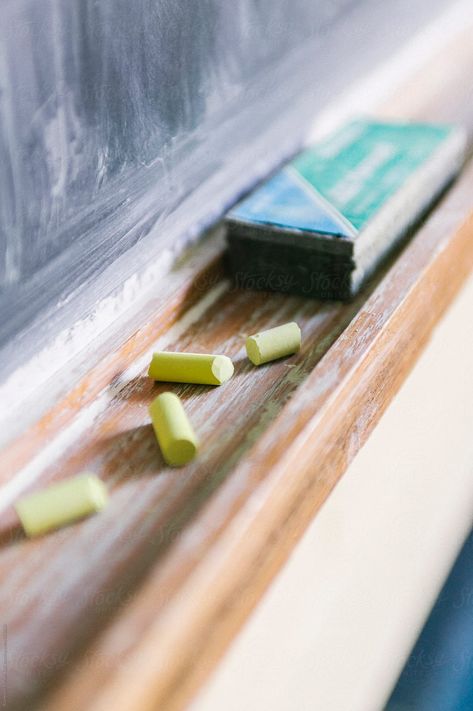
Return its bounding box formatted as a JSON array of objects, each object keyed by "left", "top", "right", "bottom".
[{"left": 225, "top": 119, "right": 467, "bottom": 300}]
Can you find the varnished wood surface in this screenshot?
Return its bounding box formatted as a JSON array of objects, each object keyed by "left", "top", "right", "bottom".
[{"left": 1, "top": 23, "right": 473, "bottom": 711}]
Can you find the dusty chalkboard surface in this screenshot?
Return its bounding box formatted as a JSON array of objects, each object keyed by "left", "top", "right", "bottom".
[{"left": 0, "top": 0, "right": 449, "bottom": 380}]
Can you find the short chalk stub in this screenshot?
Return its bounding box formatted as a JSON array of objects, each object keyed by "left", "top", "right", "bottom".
[
  {"left": 149, "top": 392, "right": 198, "bottom": 467},
  {"left": 15, "top": 473, "right": 108, "bottom": 537},
  {"left": 246, "top": 321, "right": 301, "bottom": 366},
  {"left": 148, "top": 352, "right": 234, "bottom": 385}
]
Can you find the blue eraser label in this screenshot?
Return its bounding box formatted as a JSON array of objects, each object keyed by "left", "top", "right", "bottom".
[{"left": 228, "top": 119, "right": 456, "bottom": 239}]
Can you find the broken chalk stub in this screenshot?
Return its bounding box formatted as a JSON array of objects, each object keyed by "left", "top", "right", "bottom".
[
  {"left": 246, "top": 321, "right": 301, "bottom": 366},
  {"left": 15, "top": 473, "right": 108, "bottom": 537},
  {"left": 149, "top": 392, "right": 198, "bottom": 467},
  {"left": 148, "top": 351, "right": 234, "bottom": 385}
]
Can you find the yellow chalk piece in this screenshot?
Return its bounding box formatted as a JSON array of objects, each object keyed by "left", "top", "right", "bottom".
[
  {"left": 15, "top": 473, "right": 108, "bottom": 537},
  {"left": 148, "top": 351, "right": 234, "bottom": 385},
  {"left": 246, "top": 321, "right": 301, "bottom": 366},
  {"left": 149, "top": 392, "right": 198, "bottom": 467}
]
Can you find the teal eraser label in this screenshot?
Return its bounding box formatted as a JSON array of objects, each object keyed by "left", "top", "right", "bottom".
[{"left": 228, "top": 119, "right": 460, "bottom": 239}]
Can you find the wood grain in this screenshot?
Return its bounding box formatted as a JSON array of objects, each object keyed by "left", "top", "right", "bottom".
[{"left": 1, "top": 22, "right": 473, "bottom": 711}]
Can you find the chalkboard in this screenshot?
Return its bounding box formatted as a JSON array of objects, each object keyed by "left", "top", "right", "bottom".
[{"left": 0, "top": 0, "right": 449, "bottom": 378}]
